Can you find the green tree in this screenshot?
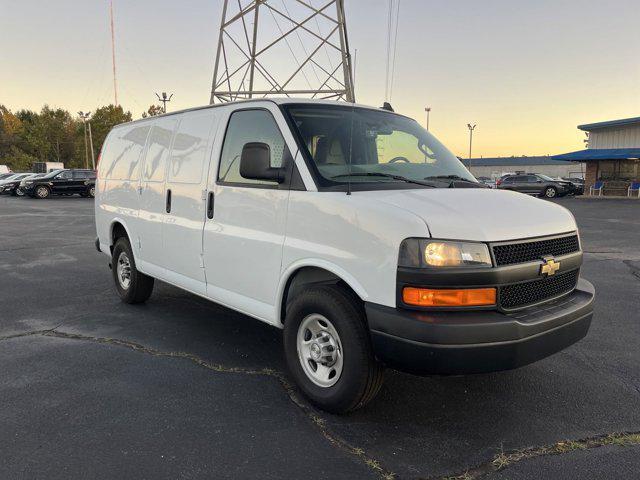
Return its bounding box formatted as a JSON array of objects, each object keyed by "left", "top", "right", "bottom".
[
  {"left": 0, "top": 103, "right": 132, "bottom": 171},
  {"left": 89, "top": 104, "right": 132, "bottom": 161},
  {"left": 0, "top": 105, "right": 24, "bottom": 167},
  {"left": 142, "top": 104, "right": 164, "bottom": 118}
]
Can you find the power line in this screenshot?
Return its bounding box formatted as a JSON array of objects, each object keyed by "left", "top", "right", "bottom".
[
  {"left": 388, "top": 0, "right": 401, "bottom": 101},
  {"left": 266, "top": 4, "right": 314, "bottom": 90},
  {"left": 280, "top": 0, "right": 322, "bottom": 85},
  {"left": 384, "top": 0, "right": 401, "bottom": 102}
]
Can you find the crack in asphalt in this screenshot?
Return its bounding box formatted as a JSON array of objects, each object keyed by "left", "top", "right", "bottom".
[
  {"left": 0, "top": 328, "right": 396, "bottom": 480},
  {"left": 434, "top": 432, "right": 640, "bottom": 480},
  {"left": 4, "top": 328, "right": 639, "bottom": 480},
  {"left": 623, "top": 260, "right": 640, "bottom": 281}
]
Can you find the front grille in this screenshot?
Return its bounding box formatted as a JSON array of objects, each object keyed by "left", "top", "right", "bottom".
[
  {"left": 493, "top": 234, "right": 580, "bottom": 266},
  {"left": 500, "top": 269, "right": 579, "bottom": 309}
]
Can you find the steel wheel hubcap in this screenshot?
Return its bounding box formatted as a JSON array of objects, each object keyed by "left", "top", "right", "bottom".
[
  {"left": 297, "top": 314, "right": 343, "bottom": 388},
  {"left": 116, "top": 252, "right": 132, "bottom": 290},
  {"left": 37, "top": 187, "right": 47, "bottom": 198},
  {"left": 546, "top": 189, "right": 556, "bottom": 197}
]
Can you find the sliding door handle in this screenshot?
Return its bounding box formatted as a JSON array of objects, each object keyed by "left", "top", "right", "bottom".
[
  {"left": 166, "top": 189, "right": 172, "bottom": 213},
  {"left": 207, "top": 191, "right": 214, "bottom": 219}
]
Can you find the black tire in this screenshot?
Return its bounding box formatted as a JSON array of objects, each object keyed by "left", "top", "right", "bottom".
[
  {"left": 111, "top": 237, "right": 154, "bottom": 304},
  {"left": 283, "top": 285, "right": 384, "bottom": 414},
  {"left": 87, "top": 185, "right": 95, "bottom": 198},
  {"left": 15, "top": 187, "right": 25, "bottom": 197},
  {"left": 543, "top": 186, "right": 557, "bottom": 198},
  {"left": 34, "top": 185, "right": 50, "bottom": 199}
]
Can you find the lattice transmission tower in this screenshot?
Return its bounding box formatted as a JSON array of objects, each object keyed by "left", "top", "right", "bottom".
[{"left": 210, "top": 0, "right": 355, "bottom": 104}]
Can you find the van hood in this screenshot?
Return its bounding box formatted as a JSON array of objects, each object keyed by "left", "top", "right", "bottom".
[{"left": 354, "top": 188, "right": 577, "bottom": 242}]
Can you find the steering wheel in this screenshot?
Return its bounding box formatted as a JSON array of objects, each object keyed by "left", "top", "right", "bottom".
[{"left": 389, "top": 156, "right": 410, "bottom": 164}]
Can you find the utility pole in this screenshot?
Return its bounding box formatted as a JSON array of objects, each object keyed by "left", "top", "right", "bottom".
[
  {"left": 467, "top": 123, "right": 476, "bottom": 169},
  {"left": 110, "top": 0, "right": 118, "bottom": 105},
  {"left": 210, "top": 0, "right": 355, "bottom": 103},
  {"left": 425, "top": 107, "right": 431, "bottom": 131},
  {"left": 78, "top": 111, "right": 91, "bottom": 169},
  {"left": 156, "top": 92, "right": 173, "bottom": 113},
  {"left": 87, "top": 121, "right": 95, "bottom": 170}
]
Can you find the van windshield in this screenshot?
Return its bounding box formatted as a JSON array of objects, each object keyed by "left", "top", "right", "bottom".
[{"left": 283, "top": 104, "right": 477, "bottom": 189}]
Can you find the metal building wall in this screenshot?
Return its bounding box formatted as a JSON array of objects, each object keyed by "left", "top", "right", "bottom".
[{"left": 588, "top": 125, "right": 640, "bottom": 149}]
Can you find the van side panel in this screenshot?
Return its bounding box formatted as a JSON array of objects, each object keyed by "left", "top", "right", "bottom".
[
  {"left": 95, "top": 122, "right": 152, "bottom": 255},
  {"left": 161, "top": 109, "right": 220, "bottom": 292},
  {"left": 137, "top": 117, "right": 178, "bottom": 267}
]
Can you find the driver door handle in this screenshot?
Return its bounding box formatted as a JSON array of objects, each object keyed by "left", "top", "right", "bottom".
[
  {"left": 166, "top": 189, "right": 172, "bottom": 213},
  {"left": 207, "top": 192, "right": 214, "bottom": 219}
]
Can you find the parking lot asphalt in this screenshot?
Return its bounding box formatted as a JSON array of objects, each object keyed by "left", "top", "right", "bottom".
[{"left": 0, "top": 195, "right": 639, "bottom": 479}]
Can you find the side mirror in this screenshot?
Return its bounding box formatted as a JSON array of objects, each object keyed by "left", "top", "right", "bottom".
[{"left": 239, "top": 142, "right": 284, "bottom": 183}]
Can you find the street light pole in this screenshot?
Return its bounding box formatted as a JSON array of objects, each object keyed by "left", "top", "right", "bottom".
[
  {"left": 87, "top": 121, "right": 95, "bottom": 170},
  {"left": 467, "top": 123, "right": 476, "bottom": 168},
  {"left": 425, "top": 107, "right": 431, "bottom": 131},
  {"left": 155, "top": 92, "right": 174, "bottom": 113},
  {"left": 78, "top": 111, "right": 91, "bottom": 169}
]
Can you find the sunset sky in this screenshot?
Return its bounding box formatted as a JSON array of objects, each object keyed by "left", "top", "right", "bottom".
[{"left": 1, "top": 0, "right": 639, "bottom": 158}]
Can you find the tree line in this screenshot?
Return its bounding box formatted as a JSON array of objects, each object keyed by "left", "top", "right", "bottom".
[{"left": 0, "top": 104, "right": 164, "bottom": 171}]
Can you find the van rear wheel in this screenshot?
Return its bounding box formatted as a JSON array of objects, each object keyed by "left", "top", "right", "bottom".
[
  {"left": 111, "top": 237, "right": 154, "bottom": 304},
  {"left": 283, "top": 285, "right": 384, "bottom": 414}
]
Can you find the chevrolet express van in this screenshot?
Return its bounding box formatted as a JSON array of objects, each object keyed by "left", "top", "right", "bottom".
[{"left": 95, "top": 99, "right": 594, "bottom": 413}]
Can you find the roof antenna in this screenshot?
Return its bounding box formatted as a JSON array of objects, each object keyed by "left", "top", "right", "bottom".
[{"left": 381, "top": 102, "right": 394, "bottom": 112}]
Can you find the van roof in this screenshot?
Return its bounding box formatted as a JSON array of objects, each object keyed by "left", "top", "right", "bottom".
[{"left": 114, "top": 98, "right": 394, "bottom": 128}]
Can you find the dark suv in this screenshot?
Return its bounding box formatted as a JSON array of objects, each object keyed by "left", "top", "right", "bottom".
[
  {"left": 23, "top": 169, "right": 96, "bottom": 199},
  {"left": 497, "top": 173, "right": 574, "bottom": 198}
]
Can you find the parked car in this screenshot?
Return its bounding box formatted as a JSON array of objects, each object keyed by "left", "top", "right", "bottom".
[
  {"left": 494, "top": 173, "right": 516, "bottom": 187},
  {"left": 497, "top": 173, "right": 575, "bottom": 198},
  {"left": 0, "top": 173, "right": 34, "bottom": 195},
  {"left": 561, "top": 177, "right": 585, "bottom": 195},
  {"left": 475, "top": 176, "right": 495, "bottom": 188},
  {"left": 95, "top": 99, "right": 594, "bottom": 413},
  {"left": 22, "top": 169, "right": 96, "bottom": 199},
  {"left": 0, "top": 172, "right": 16, "bottom": 181},
  {"left": 14, "top": 173, "right": 46, "bottom": 196}
]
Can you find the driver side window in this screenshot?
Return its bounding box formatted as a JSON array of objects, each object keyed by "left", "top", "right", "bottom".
[{"left": 57, "top": 171, "right": 72, "bottom": 180}]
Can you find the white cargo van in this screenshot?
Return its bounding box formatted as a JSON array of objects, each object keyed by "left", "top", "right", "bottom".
[{"left": 95, "top": 99, "right": 594, "bottom": 413}]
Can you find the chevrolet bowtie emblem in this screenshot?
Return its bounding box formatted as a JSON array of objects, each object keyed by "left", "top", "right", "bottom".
[{"left": 540, "top": 257, "right": 560, "bottom": 276}]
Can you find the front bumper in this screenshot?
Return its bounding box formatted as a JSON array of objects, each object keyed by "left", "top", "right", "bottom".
[{"left": 366, "top": 278, "right": 594, "bottom": 375}]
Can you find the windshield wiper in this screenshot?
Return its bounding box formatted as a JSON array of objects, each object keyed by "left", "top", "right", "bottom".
[
  {"left": 331, "top": 172, "right": 436, "bottom": 187},
  {"left": 424, "top": 174, "right": 477, "bottom": 183}
]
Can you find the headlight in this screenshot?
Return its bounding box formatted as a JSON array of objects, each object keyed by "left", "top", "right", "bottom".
[
  {"left": 399, "top": 239, "right": 492, "bottom": 268},
  {"left": 24, "top": 180, "right": 33, "bottom": 185}
]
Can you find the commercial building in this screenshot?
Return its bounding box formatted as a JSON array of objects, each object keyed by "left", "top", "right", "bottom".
[
  {"left": 553, "top": 116, "right": 640, "bottom": 195},
  {"left": 467, "top": 156, "right": 584, "bottom": 180}
]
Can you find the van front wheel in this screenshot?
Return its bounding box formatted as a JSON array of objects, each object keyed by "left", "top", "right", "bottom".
[
  {"left": 111, "top": 237, "right": 154, "bottom": 304},
  {"left": 283, "top": 285, "right": 384, "bottom": 414}
]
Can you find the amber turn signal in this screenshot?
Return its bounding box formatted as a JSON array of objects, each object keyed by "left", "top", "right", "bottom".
[{"left": 402, "top": 287, "right": 496, "bottom": 307}]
